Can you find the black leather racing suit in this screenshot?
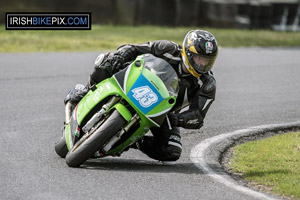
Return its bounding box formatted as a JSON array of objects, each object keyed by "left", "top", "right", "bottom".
[{"left": 67, "top": 40, "right": 216, "bottom": 162}]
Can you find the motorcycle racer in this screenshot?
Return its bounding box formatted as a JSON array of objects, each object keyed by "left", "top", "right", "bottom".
[{"left": 64, "top": 30, "right": 218, "bottom": 164}]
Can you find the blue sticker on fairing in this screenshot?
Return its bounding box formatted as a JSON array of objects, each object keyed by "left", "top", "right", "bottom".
[{"left": 128, "top": 74, "right": 163, "bottom": 114}]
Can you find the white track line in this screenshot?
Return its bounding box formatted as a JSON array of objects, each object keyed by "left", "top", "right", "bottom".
[{"left": 190, "top": 122, "right": 300, "bottom": 200}]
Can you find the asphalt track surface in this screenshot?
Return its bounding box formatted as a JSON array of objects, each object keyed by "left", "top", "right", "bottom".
[{"left": 1, "top": 48, "right": 300, "bottom": 200}]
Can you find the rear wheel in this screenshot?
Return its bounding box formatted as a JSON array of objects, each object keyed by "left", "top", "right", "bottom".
[{"left": 65, "top": 110, "right": 127, "bottom": 167}]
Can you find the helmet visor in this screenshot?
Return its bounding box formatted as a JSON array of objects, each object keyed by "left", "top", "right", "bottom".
[{"left": 191, "top": 53, "right": 216, "bottom": 74}]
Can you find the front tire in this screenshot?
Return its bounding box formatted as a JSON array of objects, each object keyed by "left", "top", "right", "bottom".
[
  {"left": 65, "top": 110, "right": 126, "bottom": 167},
  {"left": 55, "top": 132, "right": 68, "bottom": 158}
]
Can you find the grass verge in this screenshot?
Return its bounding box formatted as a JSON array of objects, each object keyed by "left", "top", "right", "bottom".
[
  {"left": 1, "top": 25, "right": 300, "bottom": 53},
  {"left": 230, "top": 131, "right": 300, "bottom": 199}
]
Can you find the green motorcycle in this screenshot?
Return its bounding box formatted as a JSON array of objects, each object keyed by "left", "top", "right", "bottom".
[{"left": 55, "top": 54, "right": 179, "bottom": 167}]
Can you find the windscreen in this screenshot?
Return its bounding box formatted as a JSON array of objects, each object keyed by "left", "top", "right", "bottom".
[{"left": 143, "top": 54, "right": 179, "bottom": 97}]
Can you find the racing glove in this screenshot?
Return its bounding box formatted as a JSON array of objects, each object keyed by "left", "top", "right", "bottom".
[
  {"left": 111, "top": 45, "right": 137, "bottom": 72},
  {"left": 168, "top": 110, "right": 204, "bottom": 129},
  {"left": 168, "top": 113, "right": 184, "bottom": 128},
  {"left": 112, "top": 52, "right": 126, "bottom": 72}
]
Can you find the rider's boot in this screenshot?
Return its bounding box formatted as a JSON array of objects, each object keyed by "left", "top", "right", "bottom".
[{"left": 136, "top": 131, "right": 182, "bottom": 165}]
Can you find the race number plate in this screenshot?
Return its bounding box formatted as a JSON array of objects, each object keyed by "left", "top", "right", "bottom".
[{"left": 128, "top": 74, "right": 163, "bottom": 114}]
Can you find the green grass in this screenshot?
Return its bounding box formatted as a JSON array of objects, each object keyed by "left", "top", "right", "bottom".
[
  {"left": 1, "top": 25, "right": 300, "bottom": 53},
  {"left": 230, "top": 132, "right": 300, "bottom": 199}
]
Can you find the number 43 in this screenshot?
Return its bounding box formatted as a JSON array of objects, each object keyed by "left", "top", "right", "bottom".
[{"left": 132, "top": 86, "right": 158, "bottom": 108}]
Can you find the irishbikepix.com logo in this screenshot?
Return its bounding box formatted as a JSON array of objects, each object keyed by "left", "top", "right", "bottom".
[{"left": 5, "top": 13, "right": 91, "bottom": 30}]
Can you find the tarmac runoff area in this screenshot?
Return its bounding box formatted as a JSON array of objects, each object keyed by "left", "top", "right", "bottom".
[{"left": 190, "top": 121, "right": 300, "bottom": 200}]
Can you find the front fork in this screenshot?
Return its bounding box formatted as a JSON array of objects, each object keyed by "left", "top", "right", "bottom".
[
  {"left": 82, "top": 96, "right": 121, "bottom": 133},
  {"left": 65, "top": 102, "right": 74, "bottom": 124},
  {"left": 102, "top": 113, "right": 140, "bottom": 153}
]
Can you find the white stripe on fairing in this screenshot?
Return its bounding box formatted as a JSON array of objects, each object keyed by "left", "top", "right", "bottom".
[
  {"left": 168, "top": 141, "right": 182, "bottom": 149},
  {"left": 190, "top": 122, "right": 300, "bottom": 200},
  {"left": 146, "top": 107, "right": 172, "bottom": 118},
  {"left": 202, "top": 99, "right": 213, "bottom": 111},
  {"left": 145, "top": 115, "right": 159, "bottom": 127}
]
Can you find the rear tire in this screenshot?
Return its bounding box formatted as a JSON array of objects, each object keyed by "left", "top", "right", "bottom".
[
  {"left": 55, "top": 134, "right": 68, "bottom": 158},
  {"left": 65, "top": 110, "right": 126, "bottom": 167}
]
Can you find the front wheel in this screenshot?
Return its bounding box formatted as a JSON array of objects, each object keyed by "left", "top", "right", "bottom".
[
  {"left": 55, "top": 131, "right": 68, "bottom": 158},
  {"left": 65, "top": 110, "right": 127, "bottom": 167}
]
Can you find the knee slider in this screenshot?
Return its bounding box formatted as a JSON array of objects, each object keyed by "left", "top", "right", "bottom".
[{"left": 64, "top": 84, "right": 85, "bottom": 105}]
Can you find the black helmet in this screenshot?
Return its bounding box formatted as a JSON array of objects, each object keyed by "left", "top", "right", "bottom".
[{"left": 182, "top": 30, "right": 218, "bottom": 78}]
